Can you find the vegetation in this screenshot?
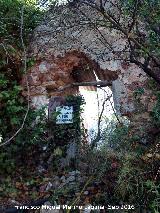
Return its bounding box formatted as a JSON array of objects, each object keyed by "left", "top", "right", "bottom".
[
  {"left": 0, "top": 0, "right": 42, "bottom": 140},
  {"left": 0, "top": 0, "right": 159, "bottom": 212},
  {"left": 65, "top": 0, "right": 160, "bottom": 84},
  {"left": 0, "top": 0, "right": 46, "bottom": 203}
]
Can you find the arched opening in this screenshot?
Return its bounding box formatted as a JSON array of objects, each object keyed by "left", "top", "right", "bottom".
[
  {"left": 22, "top": 51, "right": 120, "bottom": 144},
  {"left": 54, "top": 51, "right": 118, "bottom": 142}
]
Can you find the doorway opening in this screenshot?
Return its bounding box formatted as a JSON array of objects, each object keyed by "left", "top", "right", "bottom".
[
  {"left": 65, "top": 51, "right": 118, "bottom": 144},
  {"left": 79, "top": 86, "right": 114, "bottom": 143}
]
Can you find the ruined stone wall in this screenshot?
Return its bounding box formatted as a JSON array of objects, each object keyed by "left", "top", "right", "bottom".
[{"left": 21, "top": 1, "right": 155, "bottom": 124}]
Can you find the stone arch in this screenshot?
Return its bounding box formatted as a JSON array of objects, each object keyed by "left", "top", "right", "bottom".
[
  {"left": 22, "top": 1, "right": 149, "bottom": 116},
  {"left": 21, "top": 50, "right": 119, "bottom": 110}
]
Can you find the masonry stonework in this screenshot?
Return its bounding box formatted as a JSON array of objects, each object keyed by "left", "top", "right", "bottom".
[{"left": 21, "top": 1, "right": 155, "bottom": 127}]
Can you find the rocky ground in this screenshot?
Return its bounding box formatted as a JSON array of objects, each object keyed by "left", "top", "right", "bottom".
[{"left": 0, "top": 164, "right": 105, "bottom": 213}]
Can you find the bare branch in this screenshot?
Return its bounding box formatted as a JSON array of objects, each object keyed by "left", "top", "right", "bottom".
[
  {"left": 91, "top": 94, "right": 112, "bottom": 148},
  {"left": 128, "top": 39, "right": 160, "bottom": 83},
  {"left": 79, "top": 0, "right": 160, "bottom": 83},
  {"left": 99, "top": 87, "right": 121, "bottom": 125}
]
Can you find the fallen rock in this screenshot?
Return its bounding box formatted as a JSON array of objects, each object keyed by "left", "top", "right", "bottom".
[
  {"left": 46, "top": 182, "right": 53, "bottom": 191},
  {"left": 9, "top": 199, "right": 20, "bottom": 205},
  {"left": 52, "top": 176, "right": 61, "bottom": 188},
  {"left": 68, "top": 170, "right": 80, "bottom": 176},
  {"left": 83, "top": 191, "right": 89, "bottom": 195},
  {"left": 52, "top": 178, "right": 61, "bottom": 189},
  {"left": 38, "top": 165, "right": 46, "bottom": 173},
  {"left": 60, "top": 176, "right": 66, "bottom": 183},
  {"left": 66, "top": 175, "right": 75, "bottom": 183}
]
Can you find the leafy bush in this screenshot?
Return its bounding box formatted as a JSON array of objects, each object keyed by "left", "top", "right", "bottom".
[
  {"left": 78, "top": 117, "right": 160, "bottom": 212},
  {"left": 0, "top": 106, "right": 48, "bottom": 175},
  {"left": 0, "top": 0, "right": 43, "bottom": 141},
  {"left": 120, "top": 0, "right": 160, "bottom": 58},
  {"left": 0, "top": 0, "right": 44, "bottom": 176}
]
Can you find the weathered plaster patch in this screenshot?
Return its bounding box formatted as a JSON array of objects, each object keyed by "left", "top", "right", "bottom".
[
  {"left": 31, "top": 95, "right": 49, "bottom": 109},
  {"left": 39, "top": 62, "right": 48, "bottom": 73}
]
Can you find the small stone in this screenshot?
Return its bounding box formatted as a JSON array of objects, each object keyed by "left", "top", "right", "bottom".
[
  {"left": 59, "top": 182, "right": 66, "bottom": 188},
  {"left": 75, "top": 170, "right": 81, "bottom": 175},
  {"left": 46, "top": 182, "right": 53, "bottom": 191},
  {"left": 152, "top": 95, "right": 157, "bottom": 100},
  {"left": 53, "top": 176, "right": 60, "bottom": 180},
  {"left": 60, "top": 176, "right": 66, "bottom": 183},
  {"left": 148, "top": 102, "right": 155, "bottom": 112},
  {"left": 39, "top": 62, "right": 48, "bottom": 73},
  {"left": 38, "top": 165, "right": 46, "bottom": 173},
  {"left": 66, "top": 175, "right": 75, "bottom": 182},
  {"left": 40, "top": 184, "right": 47, "bottom": 192},
  {"left": 66, "top": 143, "right": 77, "bottom": 159},
  {"left": 9, "top": 199, "right": 20, "bottom": 205},
  {"left": 52, "top": 177, "right": 61, "bottom": 188},
  {"left": 43, "top": 146, "right": 47, "bottom": 151},
  {"left": 84, "top": 191, "right": 89, "bottom": 195},
  {"left": 70, "top": 181, "right": 76, "bottom": 185},
  {"left": 68, "top": 171, "right": 76, "bottom": 176}
]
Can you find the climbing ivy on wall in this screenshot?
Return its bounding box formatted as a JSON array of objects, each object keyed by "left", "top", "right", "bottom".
[{"left": 48, "top": 95, "right": 85, "bottom": 169}]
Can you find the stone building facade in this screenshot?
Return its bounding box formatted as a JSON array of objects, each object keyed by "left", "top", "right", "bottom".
[{"left": 21, "top": 1, "right": 155, "bottom": 128}]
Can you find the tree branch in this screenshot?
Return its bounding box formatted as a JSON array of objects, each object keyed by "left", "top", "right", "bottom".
[
  {"left": 99, "top": 87, "right": 122, "bottom": 125},
  {"left": 128, "top": 39, "right": 160, "bottom": 84},
  {"left": 79, "top": 0, "right": 160, "bottom": 84},
  {"left": 91, "top": 94, "right": 112, "bottom": 148}
]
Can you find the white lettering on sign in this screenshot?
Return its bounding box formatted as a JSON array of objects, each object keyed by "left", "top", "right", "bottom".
[{"left": 56, "top": 106, "right": 73, "bottom": 124}]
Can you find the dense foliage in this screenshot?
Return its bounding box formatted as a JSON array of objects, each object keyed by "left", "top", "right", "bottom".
[
  {"left": 0, "top": 0, "right": 42, "bottom": 140},
  {"left": 0, "top": 0, "right": 159, "bottom": 212},
  {"left": 0, "top": 0, "right": 45, "bottom": 199},
  {"left": 121, "top": 0, "right": 160, "bottom": 56}
]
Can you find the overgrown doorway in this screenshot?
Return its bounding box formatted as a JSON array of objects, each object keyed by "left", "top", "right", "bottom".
[{"left": 79, "top": 86, "right": 114, "bottom": 143}]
